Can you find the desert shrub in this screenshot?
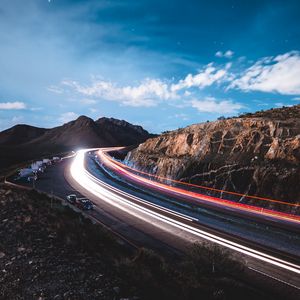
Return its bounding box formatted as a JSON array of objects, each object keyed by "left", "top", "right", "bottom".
[
  {"left": 116, "top": 248, "right": 181, "bottom": 299},
  {"left": 182, "top": 242, "right": 244, "bottom": 280}
]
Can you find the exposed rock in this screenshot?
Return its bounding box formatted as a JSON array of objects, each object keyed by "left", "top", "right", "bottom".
[{"left": 126, "top": 105, "right": 300, "bottom": 206}]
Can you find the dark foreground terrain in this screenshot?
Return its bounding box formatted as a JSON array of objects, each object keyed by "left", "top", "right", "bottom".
[{"left": 0, "top": 186, "right": 273, "bottom": 300}]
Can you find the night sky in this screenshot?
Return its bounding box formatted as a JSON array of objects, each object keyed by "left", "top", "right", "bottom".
[{"left": 1, "top": 0, "right": 300, "bottom": 132}]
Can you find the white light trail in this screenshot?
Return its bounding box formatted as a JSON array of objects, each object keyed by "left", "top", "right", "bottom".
[{"left": 70, "top": 149, "right": 300, "bottom": 275}]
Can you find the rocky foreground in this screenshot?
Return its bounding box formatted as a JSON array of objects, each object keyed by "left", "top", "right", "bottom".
[
  {"left": 126, "top": 105, "right": 300, "bottom": 207},
  {"left": 0, "top": 186, "right": 272, "bottom": 300}
]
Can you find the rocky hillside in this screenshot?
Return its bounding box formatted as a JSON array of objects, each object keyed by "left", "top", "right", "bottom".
[
  {"left": 0, "top": 116, "right": 152, "bottom": 172},
  {"left": 126, "top": 105, "right": 300, "bottom": 204}
]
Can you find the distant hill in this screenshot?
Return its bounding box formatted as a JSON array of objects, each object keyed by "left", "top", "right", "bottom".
[
  {"left": 0, "top": 124, "right": 48, "bottom": 146},
  {"left": 0, "top": 116, "right": 152, "bottom": 172}
]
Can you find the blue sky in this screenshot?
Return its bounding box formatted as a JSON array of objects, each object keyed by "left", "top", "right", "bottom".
[{"left": 1, "top": 0, "right": 300, "bottom": 133}]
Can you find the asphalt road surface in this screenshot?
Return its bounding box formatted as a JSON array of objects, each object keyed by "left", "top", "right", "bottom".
[{"left": 9, "top": 149, "right": 300, "bottom": 299}]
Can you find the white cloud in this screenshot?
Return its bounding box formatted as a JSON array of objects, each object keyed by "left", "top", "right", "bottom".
[
  {"left": 292, "top": 97, "right": 300, "bottom": 101},
  {"left": 171, "top": 63, "right": 231, "bottom": 92},
  {"left": 52, "top": 63, "right": 232, "bottom": 107},
  {"left": 275, "top": 103, "right": 292, "bottom": 108},
  {"left": 275, "top": 102, "right": 284, "bottom": 107},
  {"left": 231, "top": 51, "right": 300, "bottom": 95},
  {"left": 47, "top": 85, "right": 64, "bottom": 94},
  {"left": 190, "top": 97, "right": 243, "bottom": 114},
  {"left": 30, "top": 107, "right": 43, "bottom": 111},
  {"left": 80, "top": 98, "right": 97, "bottom": 105},
  {"left": 89, "top": 108, "right": 98, "bottom": 113},
  {"left": 215, "top": 51, "right": 223, "bottom": 58},
  {"left": 215, "top": 50, "right": 234, "bottom": 58},
  {"left": 0, "top": 101, "right": 26, "bottom": 110},
  {"left": 172, "top": 113, "right": 189, "bottom": 121},
  {"left": 11, "top": 116, "right": 24, "bottom": 123},
  {"left": 0, "top": 116, "right": 25, "bottom": 130},
  {"left": 59, "top": 112, "right": 79, "bottom": 124},
  {"left": 60, "top": 78, "right": 175, "bottom": 107}
]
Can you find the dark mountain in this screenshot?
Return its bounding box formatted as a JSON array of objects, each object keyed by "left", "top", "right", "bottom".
[
  {"left": 0, "top": 124, "right": 48, "bottom": 146},
  {"left": 126, "top": 105, "right": 300, "bottom": 207},
  {"left": 95, "top": 117, "right": 152, "bottom": 146},
  {"left": 0, "top": 116, "right": 152, "bottom": 172}
]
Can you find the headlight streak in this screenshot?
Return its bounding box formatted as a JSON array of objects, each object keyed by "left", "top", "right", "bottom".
[
  {"left": 70, "top": 149, "right": 300, "bottom": 275},
  {"left": 97, "top": 149, "right": 300, "bottom": 225}
]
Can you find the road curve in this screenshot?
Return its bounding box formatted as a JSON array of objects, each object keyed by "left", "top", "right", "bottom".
[
  {"left": 98, "top": 148, "right": 300, "bottom": 227},
  {"left": 69, "top": 149, "right": 300, "bottom": 276}
]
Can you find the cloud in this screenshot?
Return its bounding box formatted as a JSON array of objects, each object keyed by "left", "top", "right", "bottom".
[
  {"left": 59, "top": 112, "right": 79, "bottom": 124},
  {"left": 51, "top": 61, "right": 233, "bottom": 108},
  {"left": 0, "top": 115, "right": 24, "bottom": 130},
  {"left": 11, "top": 116, "right": 24, "bottom": 123},
  {"left": 275, "top": 102, "right": 292, "bottom": 108},
  {"left": 80, "top": 98, "right": 97, "bottom": 105},
  {"left": 30, "top": 107, "right": 43, "bottom": 111},
  {"left": 60, "top": 78, "right": 176, "bottom": 107},
  {"left": 171, "top": 63, "right": 231, "bottom": 92},
  {"left": 172, "top": 113, "right": 189, "bottom": 121},
  {"left": 292, "top": 97, "right": 300, "bottom": 101},
  {"left": 215, "top": 50, "right": 234, "bottom": 58},
  {"left": 0, "top": 101, "right": 26, "bottom": 110},
  {"left": 47, "top": 86, "right": 64, "bottom": 94},
  {"left": 190, "top": 97, "right": 243, "bottom": 114},
  {"left": 89, "top": 108, "right": 98, "bottom": 113},
  {"left": 231, "top": 51, "right": 300, "bottom": 95}
]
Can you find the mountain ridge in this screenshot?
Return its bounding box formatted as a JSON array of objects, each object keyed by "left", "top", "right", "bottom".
[{"left": 0, "top": 115, "right": 152, "bottom": 172}]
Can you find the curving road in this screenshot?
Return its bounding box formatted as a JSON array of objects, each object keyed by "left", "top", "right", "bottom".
[
  {"left": 98, "top": 148, "right": 300, "bottom": 227},
  {"left": 64, "top": 148, "right": 300, "bottom": 299}
]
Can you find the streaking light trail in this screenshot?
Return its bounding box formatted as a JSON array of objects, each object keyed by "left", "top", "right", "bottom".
[
  {"left": 70, "top": 149, "right": 300, "bottom": 275},
  {"left": 97, "top": 148, "right": 300, "bottom": 225}
]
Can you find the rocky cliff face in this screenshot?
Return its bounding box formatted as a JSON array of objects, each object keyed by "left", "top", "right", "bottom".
[{"left": 126, "top": 105, "right": 300, "bottom": 204}]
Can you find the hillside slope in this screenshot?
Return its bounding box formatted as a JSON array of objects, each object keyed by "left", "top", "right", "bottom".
[
  {"left": 0, "top": 124, "right": 48, "bottom": 146},
  {"left": 0, "top": 116, "right": 152, "bottom": 171},
  {"left": 0, "top": 187, "right": 270, "bottom": 300},
  {"left": 126, "top": 105, "right": 300, "bottom": 204}
]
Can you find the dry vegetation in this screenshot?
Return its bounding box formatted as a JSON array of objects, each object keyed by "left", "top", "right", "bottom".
[
  {"left": 238, "top": 104, "right": 300, "bottom": 120},
  {"left": 0, "top": 186, "right": 273, "bottom": 300}
]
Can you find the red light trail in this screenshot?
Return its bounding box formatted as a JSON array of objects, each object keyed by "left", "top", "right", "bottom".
[
  {"left": 70, "top": 149, "right": 300, "bottom": 275},
  {"left": 97, "top": 148, "right": 300, "bottom": 225}
]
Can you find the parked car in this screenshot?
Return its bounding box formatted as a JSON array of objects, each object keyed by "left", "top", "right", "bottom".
[
  {"left": 66, "top": 194, "right": 94, "bottom": 210},
  {"left": 76, "top": 199, "right": 94, "bottom": 210},
  {"left": 66, "top": 194, "right": 77, "bottom": 204}
]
